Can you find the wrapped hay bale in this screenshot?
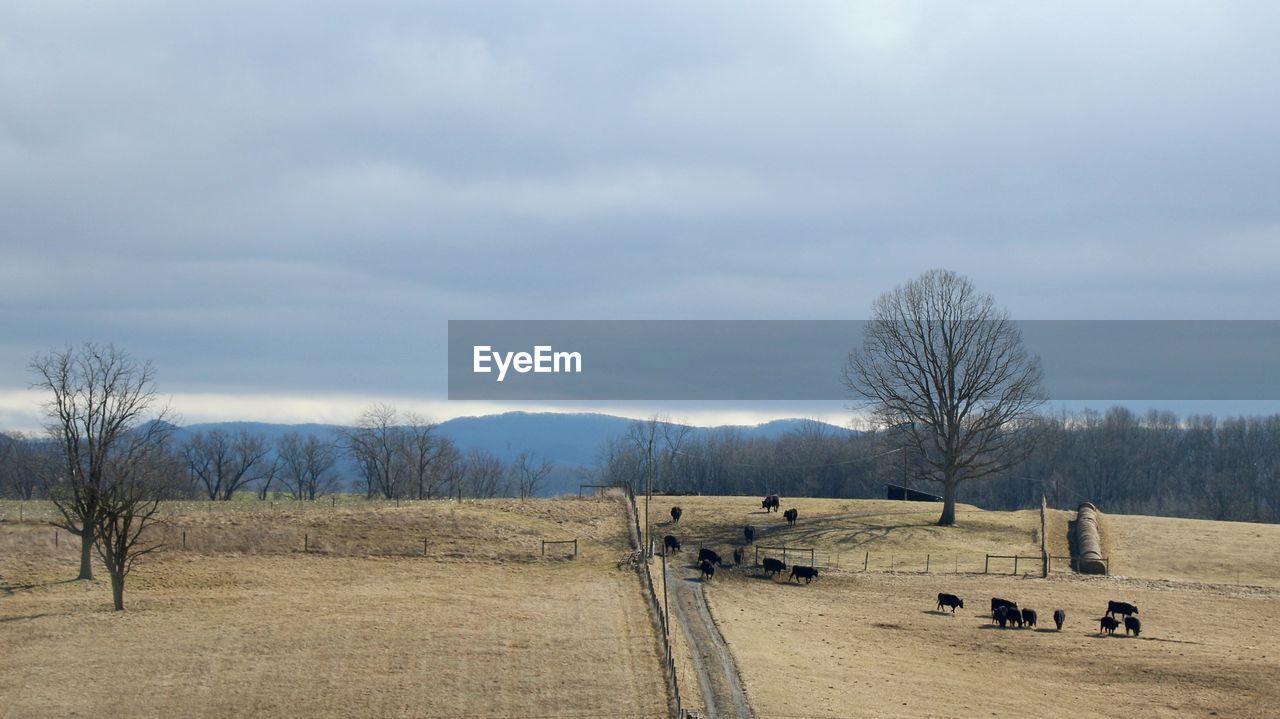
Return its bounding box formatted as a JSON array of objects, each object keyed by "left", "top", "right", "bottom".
[{"left": 1073, "top": 502, "right": 1107, "bottom": 575}]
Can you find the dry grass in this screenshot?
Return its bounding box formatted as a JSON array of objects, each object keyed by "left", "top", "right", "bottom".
[
  {"left": 707, "top": 570, "right": 1280, "bottom": 718},
  {"left": 1106, "top": 512, "right": 1280, "bottom": 587},
  {"left": 0, "top": 497, "right": 667, "bottom": 719}
]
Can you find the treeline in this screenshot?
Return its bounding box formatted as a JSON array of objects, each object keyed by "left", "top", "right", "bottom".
[
  {"left": 0, "top": 406, "right": 548, "bottom": 503},
  {"left": 589, "top": 409, "right": 1280, "bottom": 524}
]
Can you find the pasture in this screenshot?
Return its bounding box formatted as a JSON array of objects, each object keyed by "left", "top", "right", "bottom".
[{"left": 0, "top": 497, "right": 667, "bottom": 719}]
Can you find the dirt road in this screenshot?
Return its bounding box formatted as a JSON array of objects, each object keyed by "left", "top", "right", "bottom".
[{"left": 665, "top": 557, "right": 754, "bottom": 719}]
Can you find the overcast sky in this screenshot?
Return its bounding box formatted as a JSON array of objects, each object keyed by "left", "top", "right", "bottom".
[{"left": 2, "top": 2, "right": 1279, "bottom": 430}]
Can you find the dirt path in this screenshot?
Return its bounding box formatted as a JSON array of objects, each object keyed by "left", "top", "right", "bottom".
[{"left": 665, "top": 558, "right": 754, "bottom": 719}]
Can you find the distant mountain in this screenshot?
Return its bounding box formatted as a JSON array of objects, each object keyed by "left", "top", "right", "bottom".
[{"left": 179, "top": 412, "right": 856, "bottom": 496}]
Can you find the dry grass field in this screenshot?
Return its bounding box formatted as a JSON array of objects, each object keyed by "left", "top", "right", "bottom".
[
  {"left": 0, "top": 496, "right": 667, "bottom": 719},
  {"left": 660, "top": 496, "right": 1280, "bottom": 718}
]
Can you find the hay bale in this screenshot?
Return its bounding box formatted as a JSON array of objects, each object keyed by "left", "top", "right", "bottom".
[{"left": 1073, "top": 502, "right": 1107, "bottom": 575}]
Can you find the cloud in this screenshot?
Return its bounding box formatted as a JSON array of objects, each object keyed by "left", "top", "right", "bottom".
[{"left": 2, "top": 1, "right": 1279, "bottom": 424}]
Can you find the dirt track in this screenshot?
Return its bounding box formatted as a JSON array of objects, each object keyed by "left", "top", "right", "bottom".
[{"left": 665, "top": 557, "right": 754, "bottom": 719}]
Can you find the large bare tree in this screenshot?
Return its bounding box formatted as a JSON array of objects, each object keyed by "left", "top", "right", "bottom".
[
  {"left": 30, "top": 344, "right": 172, "bottom": 579},
  {"left": 843, "top": 270, "right": 1045, "bottom": 526},
  {"left": 511, "top": 450, "right": 553, "bottom": 500},
  {"left": 277, "top": 431, "right": 339, "bottom": 500}
]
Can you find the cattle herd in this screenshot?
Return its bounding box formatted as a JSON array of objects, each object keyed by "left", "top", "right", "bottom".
[
  {"left": 930, "top": 593, "right": 1145, "bottom": 637},
  {"left": 660, "top": 498, "right": 1151, "bottom": 638}
]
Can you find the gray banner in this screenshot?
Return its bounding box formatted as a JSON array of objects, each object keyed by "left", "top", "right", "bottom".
[{"left": 447, "top": 320, "right": 1280, "bottom": 400}]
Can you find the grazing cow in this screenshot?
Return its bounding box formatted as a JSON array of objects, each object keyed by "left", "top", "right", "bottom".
[
  {"left": 663, "top": 535, "right": 681, "bottom": 554},
  {"left": 670, "top": 506, "right": 682, "bottom": 524},
  {"left": 1021, "top": 608, "right": 1037, "bottom": 628},
  {"left": 1124, "top": 616, "right": 1142, "bottom": 637},
  {"left": 789, "top": 565, "right": 819, "bottom": 584},
  {"left": 783, "top": 508, "right": 798, "bottom": 525},
  {"left": 762, "top": 557, "right": 787, "bottom": 577},
  {"left": 937, "top": 593, "right": 964, "bottom": 613},
  {"left": 743, "top": 525, "right": 755, "bottom": 544},
  {"left": 762, "top": 495, "right": 780, "bottom": 512},
  {"left": 733, "top": 547, "right": 745, "bottom": 566},
  {"left": 698, "top": 547, "right": 723, "bottom": 566},
  {"left": 1006, "top": 608, "right": 1024, "bottom": 628},
  {"left": 699, "top": 559, "right": 715, "bottom": 581},
  {"left": 991, "top": 597, "right": 1018, "bottom": 622},
  {"left": 1053, "top": 609, "right": 1066, "bottom": 631},
  {"left": 1099, "top": 616, "right": 1120, "bottom": 635},
  {"left": 1107, "top": 600, "right": 1139, "bottom": 618},
  {"left": 994, "top": 605, "right": 1010, "bottom": 628}
]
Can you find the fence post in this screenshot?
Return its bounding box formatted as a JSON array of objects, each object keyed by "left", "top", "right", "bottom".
[
  {"left": 926, "top": 554, "right": 930, "bottom": 573},
  {"left": 574, "top": 539, "right": 578, "bottom": 558},
  {"left": 54, "top": 529, "right": 58, "bottom": 547},
  {"left": 423, "top": 538, "right": 428, "bottom": 556},
  {"left": 891, "top": 555, "right": 895, "bottom": 572},
  {"left": 864, "top": 551, "right": 869, "bottom": 571},
  {"left": 810, "top": 548, "right": 815, "bottom": 567},
  {"left": 1014, "top": 556, "right": 1019, "bottom": 575},
  {"left": 182, "top": 530, "right": 186, "bottom": 550},
  {"left": 984, "top": 554, "right": 990, "bottom": 574},
  {"left": 304, "top": 533, "right": 309, "bottom": 552}
]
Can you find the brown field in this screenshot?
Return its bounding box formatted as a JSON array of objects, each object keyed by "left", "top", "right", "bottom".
[
  {"left": 663, "top": 496, "right": 1280, "bottom": 718},
  {"left": 0, "top": 497, "right": 667, "bottom": 719}
]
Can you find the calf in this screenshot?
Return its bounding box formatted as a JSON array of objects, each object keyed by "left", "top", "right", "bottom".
[
  {"left": 663, "top": 535, "right": 681, "bottom": 554},
  {"left": 733, "top": 547, "right": 745, "bottom": 566},
  {"left": 1107, "top": 600, "right": 1138, "bottom": 618},
  {"left": 991, "top": 597, "right": 1018, "bottom": 622},
  {"left": 936, "top": 593, "right": 964, "bottom": 613},
  {"left": 670, "top": 506, "right": 682, "bottom": 524},
  {"left": 762, "top": 495, "right": 780, "bottom": 512},
  {"left": 1099, "top": 616, "right": 1120, "bottom": 635},
  {"left": 783, "top": 508, "right": 798, "bottom": 525},
  {"left": 762, "top": 557, "right": 787, "bottom": 577},
  {"left": 698, "top": 547, "right": 723, "bottom": 566},
  {"left": 699, "top": 559, "right": 715, "bottom": 581},
  {"left": 1053, "top": 609, "right": 1066, "bottom": 631},
  {"left": 789, "top": 565, "right": 819, "bottom": 584},
  {"left": 1006, "top": 608, "right": 1024, "bottom": 628},
  {"left": 994, "top": 605, "right": 1010, "bottom": 628},
  {"left": 1124, "top": 616, "right": 1142, "bottom": 637},
  {"left": 1021, "top": 608, "right": 1037, "bottom": 628},
  {"left": 743, "top": 525, "right": 755, "bottom": 544}
]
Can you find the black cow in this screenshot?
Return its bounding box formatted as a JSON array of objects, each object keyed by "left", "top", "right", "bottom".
[
  {"left": 733, "top": 547, "right": 745, "bottom": 566},
  {"left": 991, "top": 597, "right": 1018, "bottom": 622},
  {"left": 1021, "top": 608, "right": 1037, "bottom": 628},
  {"left": 1100, "top": 616, "right": 1120, "bottom": 635},
  {"left": 698, "top": 547, "right": 723, "bottom": 566},
  {"left": 663, "top": 535, "right": 681, "bottom": 554},
  {"left": 1124, "top": 616, "right": 1142, "bottom": 637},
  {"left": 790, "top": 565, "right": 819, "bottom": 584},
  {"left": 1107, "top": 600, "right": 1138, "bottom": 618},
  {"left": 1053, "top": 609, "right": 1066, "bottom": 631},
  {"left": 762, "top": 557, "right": 787, "bottom": 577},
  {"left": 762, "top": 495, "right": 780, "bottom": 512},
  {"left": 1006, "top": 607, "right": 1024, "bottom": 628},
  {"left": 743, "top": 525, "right": 755, "bottom": 544},
  {"left": 670, "top": 506, "right": 682, "bottom": 524},
  {"left": 994, "top": 605, "right": 1010, "bottom": 628},
  {"left": 783, "top": 508, "right": 798, "bottom": 525},
  {"left": 699, "top": 559, "right": 715, "bottom": 581},
  {"left": 937, "top": 593, "right": 963, "bottom": 613}
]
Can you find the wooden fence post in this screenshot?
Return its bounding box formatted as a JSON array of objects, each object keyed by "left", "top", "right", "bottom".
[
  {"left": 182, "top": 530, "right": 186, "bottom": 550},
  {"left": 1014, "top": 556, "right": 1019, "bottom": 575},
  {"left": 423, "top": 538, "right": 428, "bottom": 556},
  {"left": 926, "top": 554, "right": 930, "bottom": 573},
  {"left": 304, "top": 533, "right": 309, "bottom": 552},
  {"left": 864, "top": 551, "right": 869, "bottom": 571},
  {"left": 984, "top": 554, "right": 990, "bottom": 574}
]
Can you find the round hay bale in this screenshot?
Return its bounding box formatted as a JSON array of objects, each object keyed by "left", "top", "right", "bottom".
[{"left": 1073, "top": 502, "right": 1107, "bottom": 575}]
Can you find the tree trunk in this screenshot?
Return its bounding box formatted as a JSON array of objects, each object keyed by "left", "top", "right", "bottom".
[
  {"left": 938, "top": 480, "right": 958, "bottom": 526},
  {"left": 110, "top": 570, "right": 125, "bottom": 611},
  {"left": 78, "top": 528, "right": 95, "bottom": 580}
]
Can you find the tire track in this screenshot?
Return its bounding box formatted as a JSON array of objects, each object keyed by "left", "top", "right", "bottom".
[{"left": 665, "top": 558, "right": 753, "bottom": 719}]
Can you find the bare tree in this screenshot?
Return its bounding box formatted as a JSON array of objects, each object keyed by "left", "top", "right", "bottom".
[
  {"left": 843, "top": 269, "right": 1045, "bottom": 526},
  {"left": 401, "top": 414, "right": 445, "bottom": 500},
  {"left": 93, "top": 424, "right": 180, "bottom": 610},
  {"left": 0, "top": 432, "right": 53, "bottom": 500},
  {"left": 460, "top": 448, "right": 506, "bottom": 498},
  {"left": 344, "top": 404, "right": 408, "bottom": 499},
  {"left": 277, "top": 432, "right": 339, "bottom": 500},
  {"left": 511, "top": 450, "right": 553, "bottom": 499},
  {"left": 30, "top": 343, "right": 171, "bottom": 579},
  {"left": 182, "top": 429, "right": 272, "bottom": 501}
]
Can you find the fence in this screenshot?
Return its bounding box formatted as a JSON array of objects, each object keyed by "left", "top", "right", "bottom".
[
  {"left": 541, "top": 539, "right": 578, "bottom": 557},
  {"left": 754, "top": 545, "right": 815, "bottom": 568},
  {"left": 618, "top": 486, "right": 685, "bottom": 719}
]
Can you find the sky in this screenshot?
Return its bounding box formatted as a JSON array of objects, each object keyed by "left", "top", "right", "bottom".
[{"left": 2, "top": 2, "right": 1279, "bottom": 431}]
